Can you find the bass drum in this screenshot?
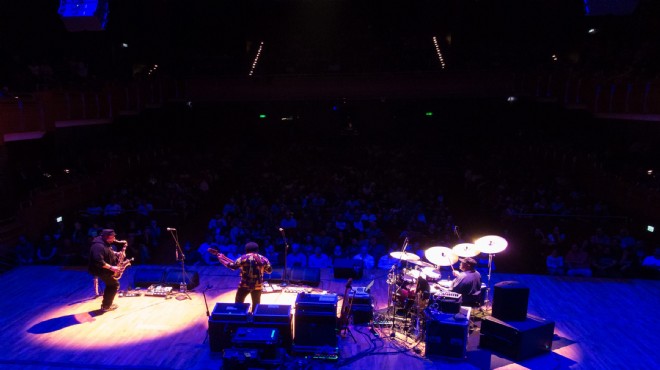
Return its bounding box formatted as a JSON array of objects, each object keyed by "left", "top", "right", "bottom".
[{"left": 394, "top": 286, "right": 416, "bottom": 309}]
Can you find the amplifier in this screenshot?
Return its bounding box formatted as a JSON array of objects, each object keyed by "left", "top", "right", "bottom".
[
  {"left": 425, "top": 307, "right": 471, "bottom": 358},
  {"left": 232, "top": 327, "right": 281, "bottom": 360},
  {"left": 210, "top": 302, "right": 251, "bottom": 322},
  {"left": 479, "top": 314, "right": 555, "bottom": 360},
  {"left": 295, "top": 293, "right": 338, "bottom": 314},
  {"left": 208, "top": 303, "right": 251, "bottom": 352},
  {"left": 253, "top": 304, "right": 291, "bottom": 323}
]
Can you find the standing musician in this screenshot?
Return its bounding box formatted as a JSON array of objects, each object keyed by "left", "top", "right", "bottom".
[
  {"left": 88, "top": 229, "right": 128, "bottom": 312},
  {"left": 217, "top": 242, "right": 272, "bottom": 308},
  {"left": 451, "top": 257, "right": 482, "bottom": 305}
]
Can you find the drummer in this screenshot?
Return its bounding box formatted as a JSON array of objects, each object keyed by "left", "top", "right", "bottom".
[{"left": 451, "top": 257, "right": 482, "bottom": 301}]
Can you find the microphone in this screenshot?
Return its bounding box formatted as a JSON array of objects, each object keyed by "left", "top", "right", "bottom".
[
  {"left": 166, "top": 227, "right": 177, "bottom": 231},
  {"left": 115, "top": 240, "right": 127, "bottom": 244},
  {"left": 278, "top": 227, "right": 285, "bottom": 235}
]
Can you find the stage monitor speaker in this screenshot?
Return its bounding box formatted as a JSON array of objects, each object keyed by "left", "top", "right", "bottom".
[
  {"left": 289, "top": 268, "right": 321, "bottom": 287},
  {"left": 265, "top": 268, "right": 286, "bottom": 283},
  {"left": 492, "top": 281, "right": 529, "bottom": 321},
  {"left": 333, "top": 258, "right": 363, "bottom": 279},
  {"left": 164, "top": 269, "right": 200, "bottom": 290},
  {"left": 133, "top": 268, "right": 166, "bottom": 288},
  {"left": 293, "top": 312, "right": 338, "bottom": 348},
  {"left": 208, "top": 303, "right": 251, "bottom": 352},
  {"left": 479, "top": 315, "right": 555, "bottom": 360},
  {"left": 425, "top": 308, "right": 470, "bottom": 358}
]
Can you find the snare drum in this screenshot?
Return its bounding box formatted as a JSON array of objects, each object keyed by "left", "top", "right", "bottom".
[{"left": 423, "top": 269, "right": 441, "bottom": 282}]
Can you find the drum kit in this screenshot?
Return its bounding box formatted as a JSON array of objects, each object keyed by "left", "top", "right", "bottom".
[{"left": 385, "top": 235, "right": 508, "bottom": 338}]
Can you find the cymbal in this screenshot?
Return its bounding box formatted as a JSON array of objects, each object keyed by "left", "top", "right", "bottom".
[
  {"left": 475, "top": 235, "right": 508, "bottom": 254},
  {"left": 389, "top": 251, "right": 420, "bottom": 261},
  {"left": 452, "top": 243, "right": 480, "bottom": 258},
  {"left": 422, "top": 267, "right": 441, "bottom": 277},
  {"left": 425, "top": 246, "right": 459, "bottom": 266},
  {"left": 408, "top": 259, "right": 434, "bottom": 268}
]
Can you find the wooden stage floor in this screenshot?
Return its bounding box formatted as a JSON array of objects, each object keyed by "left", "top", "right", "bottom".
[{"left": 0, "top": 265, "right": 658, "bottom": 370}]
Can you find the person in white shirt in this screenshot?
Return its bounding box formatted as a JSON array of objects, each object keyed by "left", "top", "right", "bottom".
[
  {"left": 353, "top": 246, "right": 375, "bottom": 270},
  {"left": 308, "top": 247, "right": 332, "bottom": 268},
  {"left": 546, "top": 248, "right": 564, "bottom": 275}
]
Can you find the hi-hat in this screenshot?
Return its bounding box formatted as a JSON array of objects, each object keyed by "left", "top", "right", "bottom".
[
  {"left": 452, "top": 243, "right": 480, "bottom": 258},
  {"left": 475, "top": 235, "right": 508, "bottom": 254},
  {"left": 409, "top": 259, "right": 434, "bottom": 268},
  {"left": 389, "top": 251, "right": 420, "bottom": 261},
  {"left": 425, "top": 246, "right": 459, "bottom": 266}
]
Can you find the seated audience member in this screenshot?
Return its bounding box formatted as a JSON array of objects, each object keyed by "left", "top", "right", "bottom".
[
  {"left": 36, "top": 234, "right": 58, "bottom": 265},
  {"left": 286, "top": 243, "right": 307, "bottom": 268},
  {"left": 377, "top": 247, "right": 401, "bottom": 270},
  {"left": 546, "top": 248, "right": 564, "bottom": 275},
  {"left": 641, "top": 248, "right": 660, "bottom": 277},
  {"left": 592, "top": 245, "right": 618, "bottom": 277},
  {"left": 353, "top": 246, "right": 375, "bottom": 270},
  {"left": 15, "top": 235, "right": 34, "bottom": 265},
  {"left": 198, "top": 236, "right": 220, "bottom": 265},
  {"left": 263, "top": 243, "right": 281, "bottom": 266},
  {"left": 565, "top": 242, "right": 592, "bottom": 277},
  {"left": 308, "top": 246, "right": 332, "bottom": 268},
  {"left": 332, "top": 245, "right": 346, "bottom": 263}
]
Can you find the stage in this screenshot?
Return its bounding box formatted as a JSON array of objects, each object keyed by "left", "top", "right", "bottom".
[{"left": 0, "top": 265, "right": 657, "bottom": 369}]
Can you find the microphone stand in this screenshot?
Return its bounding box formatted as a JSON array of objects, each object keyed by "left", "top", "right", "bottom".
[
  {"left": 169, "top": 228, "right": 191, "bottom": 300},
  {"left": 279, "top": 228, "right": 290, "bottom": 287}
]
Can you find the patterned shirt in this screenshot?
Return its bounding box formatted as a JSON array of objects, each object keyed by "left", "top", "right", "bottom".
[{"left": 227, "top": 253, "right": 272, "bottom": 290}]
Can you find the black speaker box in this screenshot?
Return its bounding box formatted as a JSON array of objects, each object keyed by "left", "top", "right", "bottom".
[
  {"left": 351, "top": 304, "right": 374, "bottom": 325},
  {"left": 295, "top": 293, "right": 338, "bottom": 315},
  {"left": 333, "top": 258, "right": 363, "bottom": 279},
  {"left": 133, "top": 268, "right": 166, "bottom": 288},
  {"left": 294, "top": 312, "right": 338, "bottom": 347},
  {"left": 289, "top": 268, "right": 321, "bottom": 287},
  {"left": 253, "top": 304, "right": 293, "bottom": 349},
  {"left": 208, "top": 303, "right": 251, "bottom": 352},
  {"left": 232, "top": 327, "right": 281, "bottom": 360},
  {"left": 492, "top": 281, "right": 529, "bottom": 321},
  {"left": 479, "top": 315, "right": 555, "bottom": 360},
  {"left": 265, "top": 268, "right": 286, "bottom": 283},
  {"left": 425, "top": 310, "right": 470, "bottom": 358},
  {"left": 164, "top": 269, "right": 200, "bottom": 290}
]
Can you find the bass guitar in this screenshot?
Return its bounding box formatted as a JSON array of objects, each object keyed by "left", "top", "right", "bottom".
[
  {"left": 208, "top": 248, "right": 235, "bottom": 265},
  {"left": 338, "top": 278, "right": 353, "bottom": 336}
]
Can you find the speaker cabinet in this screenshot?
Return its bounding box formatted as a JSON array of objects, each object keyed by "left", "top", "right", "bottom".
[
  {"left": 253, "top": 304, "right": 293, "bottom": 349},
  {"left": 164, "top": 269, "right": 200, "bottom": 290},
  {"left": 293, "top": 312, "right": 337, "bottom": 347},
  {"left": 492, "top": 281, "right": 529, "bottom": 321},
  {"left": 479, "top": 315, "right": 555, "bottom": 360},
  {"left": 208, "top": 303, "right": 251, "bottom": 352},
  {"left": 333, "top": 258, "right": 363, "bottom": 279},
  {"left": 424, "top": 308, "right": 470, "bottom": 358},
  {"left": 289, "top": 268, "right": 321, "bottom": 287},
  {"left": 132, "top": 268, "right": 166, "bottom": 288},
  {"left": 265, "top": 268, "right": 286, "bottom": 283}
]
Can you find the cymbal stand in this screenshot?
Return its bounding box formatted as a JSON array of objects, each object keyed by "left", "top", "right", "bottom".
[{"left": 484, "top": 253, "right": 495, "bottom": 309}]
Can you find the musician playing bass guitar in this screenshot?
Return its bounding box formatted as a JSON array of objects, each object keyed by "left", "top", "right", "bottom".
[
  {"left": 88, "top": 229, "right": 129, "bottom": 312},
  {"left": 211, "top": 242, "right": 272, "bottom": 309}
]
